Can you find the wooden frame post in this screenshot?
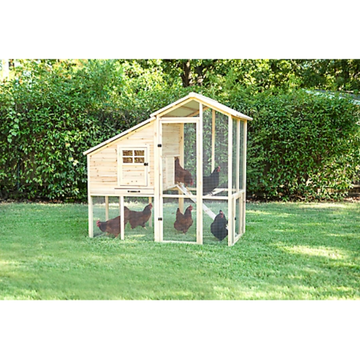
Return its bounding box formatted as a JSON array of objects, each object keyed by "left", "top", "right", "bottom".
[
  {"left": 88, "top": 195, "right": 94, "bottom": 238},
  {"left": 228, "top": 115, "right": 233, "bottom": 246},
  {"left": 120, "top": 196, "right": 125, "bottom": 240},
  {"left": 236, "top": 120, "right": 241, "bottom": 234},
  {"left": 211, "top": 109, "right": 216, "bottom": 171},
  {"left": 196, "top": 104, "right": 203, "bottom": 245},
  {"left": 178, "top": 123, "right": 184, "bottom": 214},
  {"left": 148, "top": 197, "right": 152, "bottom": 227},
  {"left": 105, "top": 196, "right": 109, "bottom": 221},
  {"left": 154, "top": 115, "right": 161, "bottom": 242},
  {"left": 87, "top": 155, "right": 94, "bottom": 237},
  {"left": 158, "top": 119, "right": 163, "bottom": 242},
  {"left": 242, "top": 120, "right": 247, "bottom": 234}
]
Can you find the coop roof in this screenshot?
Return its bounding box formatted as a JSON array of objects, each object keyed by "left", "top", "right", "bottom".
[
  {"left": 83, "top": 92, "right": 252, "bottom": 155},
  {"left": 150, "top": 92, "right": 253, "bottom": 120}
]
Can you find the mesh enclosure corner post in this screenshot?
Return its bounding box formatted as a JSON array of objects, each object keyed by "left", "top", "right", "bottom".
[
  {"left": 154, "top": 115, "right": 162, "bottom": 242},
  {"left": 87, "top": 154, "right": 94, "bottom": 238},
  {"left": 88, "top": 195, "right": 94, "bottom": 238},
  {"left": 227, "top": 115, "right": 234, "bottom": 246},
  {"left": 120, "top": 196, "right": 125, "bottom": 240},
  {"left": 242, "top": 120, "right": 248, "bottom": 234},
  {"left": 197, "top": 104, "right": 204, "bottom": 245}
]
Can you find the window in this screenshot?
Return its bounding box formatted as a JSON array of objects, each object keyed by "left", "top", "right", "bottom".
[
  {"left": 118, "top": 146, "right": 148, "bottom": 186},
  {"left": 122, "top": 149, "right": 145, "bottom": 164}
]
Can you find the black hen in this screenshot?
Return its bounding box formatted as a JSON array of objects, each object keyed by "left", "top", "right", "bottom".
[
  {"left": 210, "top": 210, "right": 228, "bottom": 241},
  {"left": 203, "top": 166, "right": 220, "bottom": 194}
]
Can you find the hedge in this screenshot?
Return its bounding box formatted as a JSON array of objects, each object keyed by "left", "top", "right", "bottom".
[
  {"left": 227, "top": 90, "right": 360, "bottom": 200},
  {"left": 1, "top": 62, "right": 359, "bottom": 201}
]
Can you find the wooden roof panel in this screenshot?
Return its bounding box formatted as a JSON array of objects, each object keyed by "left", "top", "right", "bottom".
[
  {"left": 151, "top": 92, "right": 253, "bottom": 120},
  {"left": 84, "top": 92, "right": 252, "bottom": 155}
]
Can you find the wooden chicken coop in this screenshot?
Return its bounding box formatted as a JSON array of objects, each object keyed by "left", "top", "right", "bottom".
[{"left": 83, "top": 92, "right": 252, "bottom": 246}]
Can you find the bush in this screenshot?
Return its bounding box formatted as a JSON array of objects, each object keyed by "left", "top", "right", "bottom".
[
  {"left": 0, "top": 60, "right": 127, "bottom": 201},
  {"left": 1, "top": 61, "right": 359, "bottom": 202},
  {"left": 239, "top": 90, "right": 360, "bottom": 200}
]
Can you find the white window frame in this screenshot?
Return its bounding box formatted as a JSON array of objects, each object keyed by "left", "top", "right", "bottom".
[{"left": 118, "top": 146, "right": 149, "bottom": 187}]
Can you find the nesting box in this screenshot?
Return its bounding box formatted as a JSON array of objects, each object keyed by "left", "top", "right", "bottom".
[{"left": 83, "top": 92, "right": 252, "bottom": 245}]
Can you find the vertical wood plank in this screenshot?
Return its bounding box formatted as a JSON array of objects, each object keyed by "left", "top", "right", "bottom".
[
  {"left": 159, "top": 119, "right": 163, "bottom": 242},
  {"left": 120, "top": 196, "right": 125, "bottom": 240},
  {"left": 155, "top": 117, "right": 163, "bottom": 242},
  {"left": 88, "top": 196, "right": 94, "bottom": 238},
  {"left": 236, "top": 120, "right": 241, "bottom": 234},
  {"left": 178, "top": 123, "right": 184, "bottom": 213},
  {"left": 105, "top": 196, "right": 109, "bottom": 221},
  {"left": 196, "top": 105, "right": 203, "bottom": 245},
  {"left": 228, "top": 115, "right": 233, "bottom": 246},
  {"left": 236, "top": 120, "right": 240, "bottom": 192},
  {"left": 238, "top": 192, "right": 242, "bottom": 236},
  {"left": 211, "top": 109, "right": 216, "bottom": 171},
  {"left": 179, "top": 123, "right": 184, "bottom": 166},
  {"left": 87, "top": 155, "right": 94, "bottom": 237},
  {"left": 242, "top": 120, "right": 248, "bottom": 234},
  {"left": 154, "top": 116, "right": 160, "bottom": 242},
  {"left": 148, "top": 197, "right": 152, "bottom": 227}
]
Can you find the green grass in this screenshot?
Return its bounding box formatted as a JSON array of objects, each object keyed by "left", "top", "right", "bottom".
[{"left": 0, "top": 201, "right": 359, "bottom": 300}]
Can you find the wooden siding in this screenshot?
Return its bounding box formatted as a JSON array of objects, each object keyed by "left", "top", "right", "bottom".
[
  {"left": 88, "top": 122, "right": 155, "bottom": 195},
  {"left": 162, "top": 123, "right": 181, "bottom": 189}
]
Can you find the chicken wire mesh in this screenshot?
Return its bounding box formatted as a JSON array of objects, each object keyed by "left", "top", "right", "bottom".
[
  {"left": 202, "top": 110, "right": 229, "bottom": 197},
  {"left": 91, "top": 108, "right": 245, "bottom": 244},
  {"left": 202, "top": 199, "right": 229, "bottom": 244},
  {"left": 160, "top": 109, "right": 245, "bottom": 244},
  {"left": 162, "top": 197, "right": 197, "bottom": 243},
  {"left": 92, "top": 196, "right": 154, "bottom": 241}
]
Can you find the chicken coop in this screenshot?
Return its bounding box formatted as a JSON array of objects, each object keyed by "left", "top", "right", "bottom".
[{"left": 83, "top": 92, "right": 252, "bottom": 246}]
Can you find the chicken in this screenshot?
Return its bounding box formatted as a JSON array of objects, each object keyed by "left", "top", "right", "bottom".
[
  {"left": 210, "top": 210, "right": 228, "bottom": 241},
  {"left": 203, "top": 166, "right": 220, "bottom": 195},
  {"left": 175, "top": 158, "right": 193, "bottom": 186},
  {"left": 96, "top": 207, "right": 130, "bottom": 238},
  {"left": 127, "top": 203, "right": 153, "bottom": 229},
  {"left": 174, "top": 205, "right": 193, "bottom": 234}
]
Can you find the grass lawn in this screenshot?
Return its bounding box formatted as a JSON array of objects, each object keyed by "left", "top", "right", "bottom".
[{"left": 0, "top": 201, "right": 359, "bottom": 300}]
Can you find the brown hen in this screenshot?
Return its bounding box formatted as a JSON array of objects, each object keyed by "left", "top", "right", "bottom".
[
  {"left": 96, "top": 207, "right": 130, "bottom": 238},
  {"left": 174, "top": 205, "right": 193, "bottom": 234}
]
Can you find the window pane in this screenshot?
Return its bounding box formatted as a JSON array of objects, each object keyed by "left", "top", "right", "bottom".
[
  {"left": 135, "top": 157, "right": 145, "bottom": 163},
  {"left": 123, "top": 150, "right": 133, "bottom": 156},
  {"left": 134, "top": 150, "right": 145, "bottom": 156},
  {"left": 123, "top": 157, "right": 133, "bottom": 163}
]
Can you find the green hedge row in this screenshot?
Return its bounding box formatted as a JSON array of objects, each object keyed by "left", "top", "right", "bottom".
[
  {"left": 227, "top": 90, "right": 360, "bottom": 200},
  {"left": 1, "top": 62, "right": 359, "bottom": 201},
  {"left": 0, "top": 61, "right": 191, "bottom": 201},
  {"left": 0, "top": 61, "right": 125, "bottom": 201}
]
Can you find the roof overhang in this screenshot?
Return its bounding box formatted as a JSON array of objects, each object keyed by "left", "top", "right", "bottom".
[
  {"left": 84, "top": 92, "right": 253, "bottom": 156},
  {"left": 150, "top": 92, "right": 253, "bottom": 121}
]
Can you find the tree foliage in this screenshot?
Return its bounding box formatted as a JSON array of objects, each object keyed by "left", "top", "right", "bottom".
[
  {"left": 1, "top": 59, "right": 359, "bottom": 201},
  {"left": 241, "top": 91, "right": 360, "bottom": 200},
  {"left": 0, "top": 60, "right": 126, "bottom": 200}
]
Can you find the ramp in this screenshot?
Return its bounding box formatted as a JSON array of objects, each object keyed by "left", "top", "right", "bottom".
[{"left": 176, "top": 184, "right": 217, "bottom": 220}]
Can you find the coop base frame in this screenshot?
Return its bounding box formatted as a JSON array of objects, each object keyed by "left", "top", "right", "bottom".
[{"left": 87, "top": 188, "right": 246, "bottom": 246}]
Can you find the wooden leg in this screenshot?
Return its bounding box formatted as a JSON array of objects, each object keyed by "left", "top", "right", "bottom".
[
  {"left": 148, "top": 197, "right": 152, "bottom": 227},
  {"left": 238, "top": 195, "right": 242, "bottom": 235},
  {"left": 88, "top": 195, "right": 94, "bottom": 238},
  {"left": 105, "top": 196, "right": 109, "bottom": 221},
  {"left": 120, "top": 196, "right": 125, "bottom": 240}
]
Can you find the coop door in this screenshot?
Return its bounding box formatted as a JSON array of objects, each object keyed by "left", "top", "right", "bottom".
[
  {"left": 159, "top": 121, "right": 198, "bottom": 243},
  {"left": 118, "top": 147, "right": 148, "bottom": 186}
]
